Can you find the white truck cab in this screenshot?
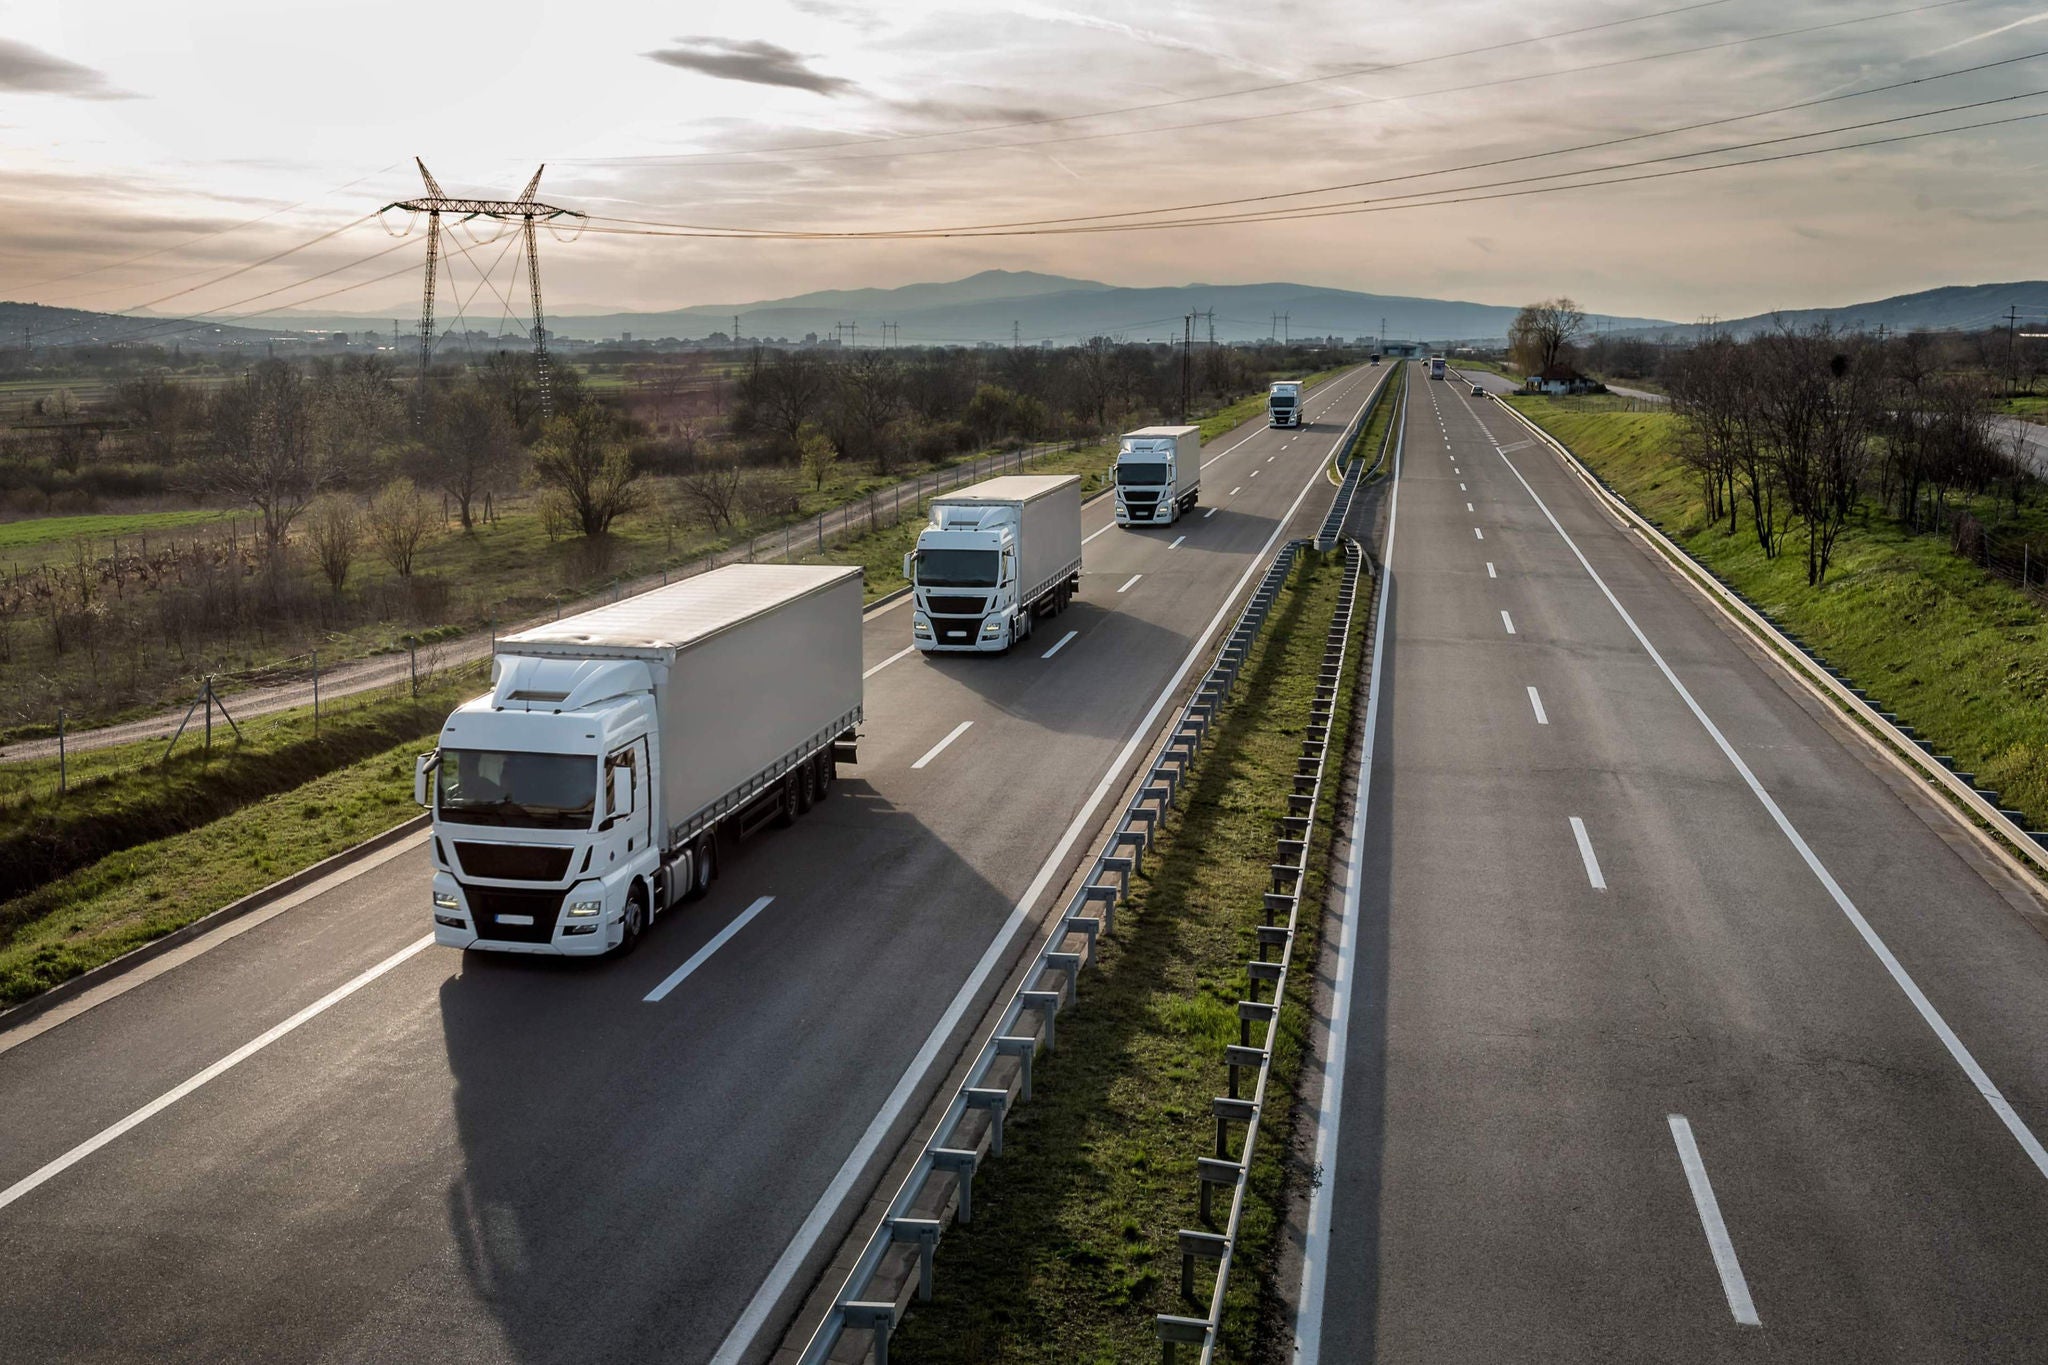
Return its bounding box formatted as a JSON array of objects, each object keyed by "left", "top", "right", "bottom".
[
  {"left": 1113, "top": 425, "right": 1202, "bottom": 527},
  {"left": 908, "top": 476, "right": 1082, "bottom": 653}
]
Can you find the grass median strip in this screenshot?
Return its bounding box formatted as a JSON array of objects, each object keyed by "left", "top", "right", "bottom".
[{"left": 892, "top": 548, "right": 1365, "bottom": 1365}]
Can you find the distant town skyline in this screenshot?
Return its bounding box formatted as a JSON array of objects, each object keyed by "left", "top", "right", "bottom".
[{"left": 6, "top": 0, "right": 2048, "bottom": 328}]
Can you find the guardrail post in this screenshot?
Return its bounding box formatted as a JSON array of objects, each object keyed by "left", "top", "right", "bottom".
[
  {"left": 842, "top": 1302, "right": 898, "bottom": 1365},
  {"left": 965, "top": 1087, "right": 1010, "bottom": 1155},
  {"left": 995, "top": 1034, "right": 1036, "bottom": 1101},
  {"left": 888, "top": 1218, "right": 943, "bottom": 1301},
  {"left": 930, "top": 1147, "right": 979, "bottom": 1223},
  {"left": 1020, "top": 989, "right": 1062, "bottom": 1049},
  {"left": 1176, "top": 1229, "right": 1228, "bottom": 1301}
]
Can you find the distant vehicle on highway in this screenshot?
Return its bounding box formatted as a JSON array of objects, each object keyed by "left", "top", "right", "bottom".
[
  {"left": 907, "top": 474, "right": 1082, "bottom": 653},
  {"left": 1471, "top": 382, "right": 1487, "bottom": 397},
  {"left": 1114, "top": 424, "right": 1202, "bottom": 527},
  {"left": 416, "top": 564, "right": 864, "bottom": 956},
  {"left": 1429, "top": 356, "right": 1447, "bottom": 380},
  {"left": 1268, "top": 380, "right": 1303, "bottom": 427},
  {"left": 1369, "top": 352, "right": 1382, "bottom": 365}
]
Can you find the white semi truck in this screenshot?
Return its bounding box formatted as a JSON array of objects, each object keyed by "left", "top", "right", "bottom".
[
  {"left": 1429, "top": 356, "right": 1447, "bottom": 380},
  {"left": 416, "top": 564, "right": 863, "bottom": 955},
  {"left": 1268, "top": 381, "right": 1303, "bottom": 428},
  {"left": 907, "top": 474, "right": 1082, "bottom": 653},
  {"left": 1113, "top": 424, "right": 1201, "bottom": 527}
]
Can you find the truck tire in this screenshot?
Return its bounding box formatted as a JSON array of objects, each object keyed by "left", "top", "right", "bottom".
[
  {"left": 683, "top": 835, "right": 716, "bottom": 902},
  {"left": 618, "top": 887, "right": 648, "bottom": 955},
  {"left": 796, "top": 760, "right": 816, "bottom": 814},
  {"left": 774, "top": 773, "right": 801, "bottom": 828},
  {"left": 816, "top": 748, "right": 836, "bottom": 799}
]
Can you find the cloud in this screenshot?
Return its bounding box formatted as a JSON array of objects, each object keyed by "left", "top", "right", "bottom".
[
  {"left": 0, "top": 38, "right": 135, "bottom": 99},
  {"left": 643, "top": 37, "right": 854, "bottom": 95}
]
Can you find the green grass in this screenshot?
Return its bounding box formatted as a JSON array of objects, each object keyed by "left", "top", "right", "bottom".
[
  {"left": 1345, "top": 366, "right": 1404, "bottom": 471},
  {"left": 0, "top": 508, "right": 237, "bottom": 551},
  {"left": 1999, "top": 394, "right": 2048, "bottom": 420},
  {"left": 892, "top": 549, "right": 1366, "bottom": 1364},
  {"left": 0, "top": 726, "right": 435, "bottom": 1009},
  {"left": 1508, "top": 395, "right": 2048, "bottom": 830}
]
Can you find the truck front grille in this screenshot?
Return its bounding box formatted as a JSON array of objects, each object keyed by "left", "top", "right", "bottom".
[
  {"left": 465, "top": 885, "right": 566, "bottom": 944},
  {"left": 454, "top": 843, "right": 573, "bottom": 882},
  {"left": 927, "top": 594, "right": 988, "bottom": 616}
]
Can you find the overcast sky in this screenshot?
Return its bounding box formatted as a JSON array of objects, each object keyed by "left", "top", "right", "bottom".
[{"left": 6, "top": 0, "right": 2048, "bottom": 327}]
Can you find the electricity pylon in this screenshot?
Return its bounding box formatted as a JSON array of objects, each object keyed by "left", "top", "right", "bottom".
[{"left": 384, "top": 159, "right": 585, "bottom": 417}]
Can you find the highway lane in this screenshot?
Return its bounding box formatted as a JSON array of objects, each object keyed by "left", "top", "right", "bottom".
[
  {"left": 0, "top": 366, "right": 1384, "bottom": 1365},
  {"left": 1300, "top": 364, "right": 2048, "bottom": 1362}
]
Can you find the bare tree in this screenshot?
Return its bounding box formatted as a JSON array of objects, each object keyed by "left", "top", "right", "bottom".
[
  {"left": 209, "top": 360, "right": 324, "bottom": 555},
  {"left": 1509, "top": 298, "right": 1588, "bottom": 375},
  {"left": 367, "top": 477, "right": 435, "bottom": 578},
  {"left": 306, "top": 494, "right": 361, "bottom": 592},
  {"left": 681, "top": 466, "right": 743, "bottom": 533},
  {"left": 833, "top": 350, "right": 903, "bottom": 469},
  {"left": 418, "top": 383, "right": 517, "bottom": 530},
  {"left": 530, "top": 401, "right": 641, "bottom": 537}
]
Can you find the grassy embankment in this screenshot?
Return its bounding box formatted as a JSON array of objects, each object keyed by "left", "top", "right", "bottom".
[
  {"left": 0, "top": 685, "right": 467, "bottom": 1008},
  {"left": 891, "top": 549, "right": 1364, "bottom": 1364},
  {"left": 1507, "top": 394, "right": 2048, "bottom": 828},
  {"left": 1341, "top": 365, "right": 1403, "bottom": 475}
]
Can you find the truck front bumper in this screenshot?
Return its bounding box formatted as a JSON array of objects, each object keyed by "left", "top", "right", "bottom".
[
  {"left": 431, "top": 874, "right": 619, "bottom": 955},
  {"left": 913, "top": 610, "right": 1010, "bottom": 651}
]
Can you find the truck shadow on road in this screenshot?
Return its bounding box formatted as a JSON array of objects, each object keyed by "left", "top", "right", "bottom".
[{"left": 436, "top": 783, "right": 1035, "bottom": 1364}]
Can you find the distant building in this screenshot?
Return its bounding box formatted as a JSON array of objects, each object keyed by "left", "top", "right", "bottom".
[
  {"left": 1523, "top": 364, "right": 1600, "bottom": 396},
  {"left": 621, "top": 331, "right": 633, "bottom": 343}
]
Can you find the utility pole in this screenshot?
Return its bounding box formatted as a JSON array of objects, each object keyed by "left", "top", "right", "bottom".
[
  {"left": 1271, "top": 312, "right": 1280, "bottom": 342},
  {"left": 1281, "top": 312, "right": 1290, "bottom": 345},
  {"left": 384, "top": 159, "right": 583, "bottom": 418},
  {"left": 1012, "top": 319, "right": 1021, "bottom": 347},
  {"left": 2009, "top": 305, "right": 2023, "bottom": 396},
  {"left": 1181, "top": 312, "right": 1194, "bottom": 423},
  {"left": 733, "top": 314, "right": 741, "bottom": 346}
]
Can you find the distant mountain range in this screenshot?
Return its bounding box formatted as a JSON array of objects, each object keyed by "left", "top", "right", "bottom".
[
  {"left": 253, "top": 269, "right": 1672, "bottom": 345},
  {"left": 18, "top": 273, "right": 2048, "bottom": 354}
]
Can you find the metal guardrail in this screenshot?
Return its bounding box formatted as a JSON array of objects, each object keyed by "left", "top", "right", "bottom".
[
  {"left": 1316, "top": 368, "right": 1402, "bottom": 550},
  {"left": 796, "top": 549, "right": 1363, "bottom": 1365},
  {"left": 1153, "top": 537, "right": 1365, "bottom": 1364}
]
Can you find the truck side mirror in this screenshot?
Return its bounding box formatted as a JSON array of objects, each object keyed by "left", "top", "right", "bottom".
[
  {"left": 902, "top": 552, "right": 915, "bottom": 581},
  {"left": 414, "top": 751, "right": 439, "bottom": 808}
]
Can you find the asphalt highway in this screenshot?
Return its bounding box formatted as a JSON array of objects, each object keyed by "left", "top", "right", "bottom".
[
  {"left": 0, "top": 366, "right": 1385, "bottom": 1365},
  {"left": 1298, "top": 363, "right": 2048, "bottom": 1362}
]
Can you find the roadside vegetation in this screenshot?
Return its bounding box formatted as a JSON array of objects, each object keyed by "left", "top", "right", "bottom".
[
  {"left": 0, "top": 340, "right": 1364, "bottom": 733},
  {"left": 1510, "top": 350, "right": 2048, "bottom": 829},
  {"left": 892, "top": 549, "right": 1364, "bottom": 1364}
]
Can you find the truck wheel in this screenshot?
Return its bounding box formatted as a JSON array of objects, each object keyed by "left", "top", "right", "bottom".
[
  {"left": 774, "top": 773, "right": 801, "bottom": 828},
  {"left": 796, "top": 760, "right": 816, "bottom": 814},
  {"left": 618, "top": 888, "right": 648, "bottom": 955},
  {"left": 816, "top": 749, "right": 836, "bottom": 799},
  {"left": 683, "top": 835, "right": 716, "bottom": 902}
]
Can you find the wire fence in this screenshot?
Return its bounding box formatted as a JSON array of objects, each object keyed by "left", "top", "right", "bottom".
[{"left": 0, "top": 646, "right": 487, "bottom": 812}]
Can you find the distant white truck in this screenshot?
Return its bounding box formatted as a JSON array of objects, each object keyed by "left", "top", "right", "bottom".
[
  {"left": 907, "top": 474, "right": 1082, "bottom": 652},
  {"left": 1429, "top": 356, "right": 1447, "bottom": 380},
  {"left": 417, "top": 564, "right": 863, "bottom": 955},
  {"left": 1268, "top": 381, "right": 1303, "bottom": 428},
  {"left": 1114, "top": 424, "right": 1202, "bottom": 527}
]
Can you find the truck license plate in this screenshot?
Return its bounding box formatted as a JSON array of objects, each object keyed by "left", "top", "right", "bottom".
[{"left": 496, "top": 914, "right": 535, "bottom": 926}]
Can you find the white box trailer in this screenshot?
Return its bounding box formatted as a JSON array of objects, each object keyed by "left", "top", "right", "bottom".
[
  {"left": 417, "top": 564, "right": 863, "bottom": 955},
  {"left": 1114, "top": 424, "right": 1201, "bottom": 526},
  {"left": 908, "top": 474, "right": 1083, "bottom": 652}
]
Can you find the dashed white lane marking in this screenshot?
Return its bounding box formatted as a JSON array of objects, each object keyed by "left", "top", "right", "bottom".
[
  {"left": 1527, "top": 686, "right": 1548, "bottom": 724},
  {"left": 1467, "top": 502, "right": 1475, "bottom": 512},
  {"left": 646, "top": 897, "right": 776, "bottom": 1003},
  {"left": 1230, "top": 486, "right": 1242, "bottom": 496},
  {"left": 1501, "top": 610, "right": 1516, "bottom": 636},
  {"left": 1669, "top": 1115, "right": 1761, "bottom": 1326},
  {"left": 1083, "top": 523, "right": 1116, "bottom": 545},
  {"left": 1168, "top": 535, "right": 1186, "bottom": 549},
  {"left": 1041, "top": 629, "right": 1078, "bottom": 660},
  {"left": 864, "top": 646, "right": 915, "bottom": 679},
  {"left": 1486, "top": 562, "right": 1497, "bottom": 578},
  {"left": 1117, "top": 573, "right": 1143, "bottom": 593},
  {"left": 1203, "top": 507, "right": 1218, "bottom": 519},
  {"left": 1569, "top": 816, "right": 1607, "bottom": 890},
  {"left": 1474, "top": 528, "right": 1485, "bottom": 540},
  {"left": 911, "top": 720, "right": 974, "bottom": 770}
]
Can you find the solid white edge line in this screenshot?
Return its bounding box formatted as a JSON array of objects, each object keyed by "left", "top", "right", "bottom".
[
  {"left": 0, "top": 933, "right": 436, "bottom": 1215},
  {"left": 1494, "top": 443, "right": 2048, "bottom": 1183},
  {"left": 1527, "top": 685, "right": 1549, "bottom": 725},
  {"left": 1295, "top": 369, "right": 1404, "bottom": 1365},
  {"left": 1041, "top": 629, "right": 1079, "bottom": 660},
  {"left": 910, "top": 720, "right": 973, "bottom": 771},
  {"left": 863, "top": 645, "right": 916, "bottom": 680},
  {"left": 1117, "top": 574, "right": 1143, "bottom": 593},
  {"left": 1501, "top": 610, "right": 1516, "bottom": 636},
  {"left": 645, "top": 896, "right": 776, "bottom": 1003},
  {"left": 1668, "top": 1114, "right": 1762, "bottom": 1326},
  {"left": 720, "top": 370, "right": 1381, "bottom": 1365},
  {"left": 1569, "top": 815, "right": 1606, "bottom": 890}
]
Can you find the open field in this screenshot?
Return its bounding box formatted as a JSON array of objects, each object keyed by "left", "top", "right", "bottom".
[
  {"left": 891, "top": 550, "right": 1362, "bottom": 1364},
  {"left": 1509, "top": 395, "right": 2048, "bottom": 829}
]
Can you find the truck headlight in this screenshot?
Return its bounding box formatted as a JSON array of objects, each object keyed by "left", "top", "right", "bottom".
[
  {"left": 433, "top": 890, "right": 459, "bottom": 911},
  {"left": 982, "top": 619, "right": 1004, "bottom": 637},
  {"left": 566, "top": 897, "right": 603, "bottom": 918},
  {"left": 913, "top": 618, "right": 931, "bottom": 636}
]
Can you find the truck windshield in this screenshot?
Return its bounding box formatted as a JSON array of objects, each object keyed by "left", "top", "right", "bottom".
[
  {"left": 1116, "top": 462, "right": 1170, "bottom": 486},
  {"left": 439, "top": 749, "right": 596, "bottom": 829},
  {"left": 1270, "top": 395, "right": 1296, "bottom": 407},
  {"left": 915, "top": 548, "right": 1000, "bottom": 587}
]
